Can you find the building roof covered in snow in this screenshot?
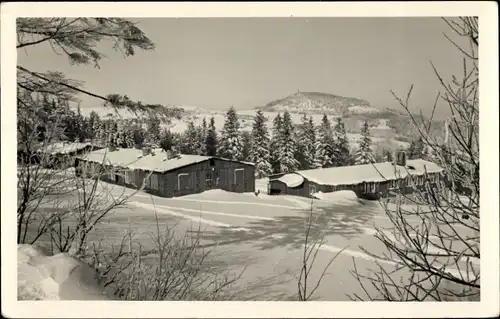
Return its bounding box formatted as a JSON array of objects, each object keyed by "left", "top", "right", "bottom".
[
  {"left": 36, "top": 142, "right": 93, "bottom": 155},
  {"left": 276, "top": 172, "right": 305, "bottom": 187},
  {"left": 78, "top": 147, "right": 254, "bottom": 173},
  {"left": 405, "top": 159, "right": 443, "bottom": 174},
  {"left": 272, "top": 159, "right": 443, "bottom": 187}
]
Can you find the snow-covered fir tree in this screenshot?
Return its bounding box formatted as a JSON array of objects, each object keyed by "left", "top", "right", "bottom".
[
  {"left": 241, "top": 131, "right": 252, "bottom": 161},
  {"left": 353, "top": 120, "right": 375, "bottom": 165},
  {"left": 199, "top": 118, "right": 208, "bottom": 155},
  {"left": 88, "top": 111, "right": 100, "bottom": 142},
  {"left": 171, "top": 132, "right": 185, "bottom": 153},
  {"left": 75, "top": 103, "right": 86, "bottom": 142},
  {"left": 159, "top": 129, "right": 174, "bottom": 152},
  {"left": 131, "top": 124, "right": 146, "bottom": 148},
  {"left": 332, "top": 117, "right": 351, "bottom": 166},
  {"left": 314, "top": 114, "right": 334, "bottom": 168},
  {"left": 123, "top": 125, "right": 135, "bottom": 148},
  {"left": 116, "top": 131, "right": 127, "bottom": 148},
  {"left": 407, "top": 136, "right": 428, "bottom": 160},
  {"left": 107, "top": 121, "right": 119, "bottom": 147},
  {"left": 304, "top": 116, "right": 318, "bottom": 168},
  {"left": 250, "top": 110, "right": 272, "bottom": 178},
  {"left": 184, "top": 121, "right": 200, "bottom": 155},
  {"left": 278, "top": 111, "right": 300, "bottom": 173},
  {"left": 270, "top": 113, "right": 282, "bottom": 173},
  {"left": 205, "top": 116, "right": 218, "bottom": 157},
  {"left": 218, "top": 107, "right": 243, "bottom": 160},
  {"left": 95, "top": 121, "right": 106, "bottom": 146},
  {"left": 294, "top": 114, "right": 308, "bottom": 170},
  {"left": 296, "top": 114, "right": 317, "bottom": 169},
  {"left": 146, "top": 115, "right": 161, "bottom": 146}
]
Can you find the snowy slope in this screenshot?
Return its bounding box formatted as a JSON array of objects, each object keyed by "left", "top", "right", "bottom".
[{"left": 18, "top": 244, "right": 110, "bottom": 300}]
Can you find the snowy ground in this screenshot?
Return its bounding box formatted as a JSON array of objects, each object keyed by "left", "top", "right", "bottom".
[{"left": 24, "top": 178, "right": 478, "bottom": 301}]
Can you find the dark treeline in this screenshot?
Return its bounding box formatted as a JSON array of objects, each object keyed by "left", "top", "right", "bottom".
[{"left": 24, "top": 95, "right": 431, "bottom": 178}]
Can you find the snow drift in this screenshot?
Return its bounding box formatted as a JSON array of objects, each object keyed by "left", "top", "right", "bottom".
[
  {"left": 312, "top": 190, "right": 361, "bottom": 205},
  {"left": 17, "top": 244, "right": 110, "bottom": 300},
  {"left": 276, "top": 173, "right": 304, "bottom": 188}
]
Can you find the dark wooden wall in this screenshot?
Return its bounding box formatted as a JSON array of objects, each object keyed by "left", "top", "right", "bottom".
[
  {"left": 76, "top": 157, "right": 255, "bottom": 198},
  {"left": 268, "top": 172, "right": 443, "bottom": 201}
]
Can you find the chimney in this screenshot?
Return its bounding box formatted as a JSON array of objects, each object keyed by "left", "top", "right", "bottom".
[
  {"left": 395, "top": 150, "right": 407, "bottom": 166},
  {"left": 142, "top": 147, "right": 151, "bottom": 156},
  {"left": 166, "top": 150, "right": 173, "bottom": 160}
]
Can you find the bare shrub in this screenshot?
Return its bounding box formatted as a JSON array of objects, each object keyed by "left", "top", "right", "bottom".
[
  {"left": 85, "top": 213, "right": 244, "bottom": 301},
  {"left": 349, "top": 17, "right": 480, "bottom": 301},
  {"left": 297, "top": 199, "right": 345, "bottom": 301}
]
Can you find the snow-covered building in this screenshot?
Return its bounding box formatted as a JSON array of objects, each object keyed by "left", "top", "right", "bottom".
[
  {"left": 18, "top": 141, "right": 101, "bottom": 169},
  {"left": 76, "top": 147, "right": 255, "bottom": 198},
  {"left": 267, "top": 154, "right": 443, "bottom": 200}
]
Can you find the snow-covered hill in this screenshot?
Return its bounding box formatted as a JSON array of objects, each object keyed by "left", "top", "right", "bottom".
[{"left": 258, "top": 91, "right": 377, "bottom": 116}]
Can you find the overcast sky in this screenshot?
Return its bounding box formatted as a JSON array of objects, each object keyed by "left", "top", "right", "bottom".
[{"left": 18, "top": 17, "right": 469, "bottom": 119}]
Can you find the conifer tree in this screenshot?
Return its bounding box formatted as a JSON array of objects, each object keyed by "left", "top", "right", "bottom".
[
  {"left": 75, "top": 103, "right": 86, "bottom": 142},
  {"left": 305, "top": 116, "right": 318, "bottom": 168},
  {"left": 171, "top": 132, "right": 185, "bottom": 153},
  {"left": 146, "top": 115, "right": 161, "bottom": 146},
  {"left": 294, "top": 114, "right": 309, "bottom": 170},
  {"left": 120, "top": 125, "right": 133, "bottom": 148},
  {"left": 184, "top": 121, "right": 200, "bottom": 155},
  {"left": 332, "top": 117, "right": 351, "bottom": 166},
  {"left": 88, "top": 111, "right": 100, "bottom": 141},
  {"left": 250, "top": 110, "right": 273, "bottom": 178},
  {"left": 107, "top": 121, "right": 119, "bottom": 147},
  {"left": 314, "top": 114, "right": 334, "bottom": 168},
  {"left": 205, "top": 116, "right": 218, "bottom": 157},
  {"left": 241, "top": 131, "right": 252, "bottom": 162},
  {"left": 278, "top": 111, "right": 300, "bottom": 173},
  {"left": 270, "top": 113, "right": 283, "bottom": 173},
  {"left": 95, "top": 121, "right": 106, "bottom": 146},
  {"left": 407, "top": 136, "right": 427, "bottom": 160},
  {"left": 218, "top": 107, "right": 243, "bottom": 160},
  {"left": 200, "top": 118, "right": 208, "bottom": 155},
  {"left": 116, "top": 131, "right": 128, "bottom": 148},
  {"left": 295, "top": 114, "right": 318, "bottom": 170},
  {"left": 353, "top": 120, "right": 375, "bottom": 165},
  {"left": 131, "top": 124, "right": 146, "bottom": 148},
  {"left": 159, "top": 129, "right": 174, "bottom": 152}
]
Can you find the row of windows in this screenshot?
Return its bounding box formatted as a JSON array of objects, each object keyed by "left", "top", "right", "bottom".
[
  {"left": 85, "top": 165, "right": 247, "bottom": 192},
  {"left": 178, "top": 168, "right": 245, "bottom": 190}
]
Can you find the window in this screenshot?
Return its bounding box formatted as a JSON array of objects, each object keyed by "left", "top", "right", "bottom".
[
  {"left": 125, "top": 170, "right": 131, "bottom": 184},
  {"left": 234, "top": 168, "right": 244, "bottom": 184},
  {"left": 209, "top": 158, "right": 215, "bottom": 166},
  {"left": 178, "top": 173, "right": 190, "bottom": 190}
]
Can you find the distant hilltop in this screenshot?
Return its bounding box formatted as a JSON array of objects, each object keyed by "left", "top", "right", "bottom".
[{"left": 257, "top": 91, "right": 380, "bottom": 116}]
